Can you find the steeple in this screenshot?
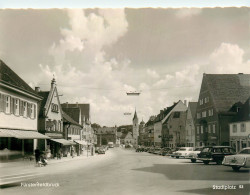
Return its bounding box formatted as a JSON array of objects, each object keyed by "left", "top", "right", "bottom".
[
  {"left": 51, "top": 75, "right": 56, "bottom": 89},
  {"left": 133, "top": 109, "right": 138, "bottom": 121}
]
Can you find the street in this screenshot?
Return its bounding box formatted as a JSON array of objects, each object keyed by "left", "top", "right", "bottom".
[{"left": 1, "top": 148, "right": 249, "bottom": 195}]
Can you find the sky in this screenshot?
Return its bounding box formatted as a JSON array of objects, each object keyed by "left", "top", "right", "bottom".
[{"left": 0, "top": 7, "right": 249, "bottom": 126}]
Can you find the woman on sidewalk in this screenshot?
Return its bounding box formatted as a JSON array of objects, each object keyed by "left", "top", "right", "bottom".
[{"left": 34, "top": 148, "right": 41, "bottom": 164}]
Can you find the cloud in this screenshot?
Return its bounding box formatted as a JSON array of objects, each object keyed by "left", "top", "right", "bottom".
[
  {"left": 176, "top": 8, "right": 202, "bottom": 18},
  {"left": 207, "top": 43, "right": 250, "bottom": 74},
  {"left": 146, "top": 68, "right": 160, "bottom": 79}
]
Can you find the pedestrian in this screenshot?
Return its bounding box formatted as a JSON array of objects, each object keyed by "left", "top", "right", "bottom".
[
  {"left": 57, "top": 148, "right": 62, "bottom": 160},
  {"left": 71, "top": 146, "right": 75, "bottom": 158},
  {"left": 34, "top": 148, "right": 41, "bottom": 164}
]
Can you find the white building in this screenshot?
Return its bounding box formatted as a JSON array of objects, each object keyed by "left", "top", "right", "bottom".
[
  {"left": 229, "top": 98, "right": 250, "bottom": 152},
  {"left": 0, "top": 60, "right": 48, "bottom": 157},
  {"left": 185, "top": 102, "right": 197, "bottom": 147}
]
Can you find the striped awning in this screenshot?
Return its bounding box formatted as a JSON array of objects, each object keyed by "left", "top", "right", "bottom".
[
  {"left": 74, "top": 140, "right": 87, "bottom": 146},
  {"left": 51, "top": 139, "right": 76, "bottom": 146},
  {"left": 0, "top": 129, "right": 50, "bottom": 139}
]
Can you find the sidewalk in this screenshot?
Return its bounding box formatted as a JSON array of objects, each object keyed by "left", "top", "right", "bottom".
[{"left": 0, "top": 152, "right": 98, "bottom": 187}]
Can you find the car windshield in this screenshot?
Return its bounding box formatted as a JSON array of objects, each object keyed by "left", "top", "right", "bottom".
[
  {"left": 202, "top": 148, "right": 211, "bottom": 152},
  {"left": 239, "top": 149, "right": 250, "bottom": 154},
  {"left": 195, "top": 148, "right": 202, "bottom": 151},
  {"left": 179, "top": 148, "right": 186, "bottom": 151}
]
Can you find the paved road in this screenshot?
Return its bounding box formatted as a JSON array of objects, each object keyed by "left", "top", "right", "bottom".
[{"left": 1, "top": 148, "right": 249, "bottom": 195}]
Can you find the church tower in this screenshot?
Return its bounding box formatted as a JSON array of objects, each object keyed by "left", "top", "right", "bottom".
[{"left": 132, "top": 109, "right": 139, "bottom": 145}]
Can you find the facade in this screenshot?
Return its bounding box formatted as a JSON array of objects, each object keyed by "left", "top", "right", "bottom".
[
  {"left": 37, "top": 78, "right": 74, "bottom": 158},
  {"left": 62, "top": 111, "right": 83, "bottom": 156},
  {"left": 154, "top": 100, "right": 187, "bottom": 147},
  {"left": 132, "top": 110, "right": 139, "bottom": 146},
  {"left": 138, "top": 120, "right": 145, "bottom": 145},
  {"left": 96, "top": 127, "right": 117, "bottom": 146},
  {"left": 144, "top": 116, "right": 156, "bottom": 146},
  {"left": 124, "top": 132, "right": 134, "bottom": 145},
  {"left": 163, "top": 110, "right": 187, "bottom": 148},
  {"left": 61, "top": 103, "right": 96, "bottom": 145},
  {"left": 185, "top": 102, "right": 197, "bottom": 147},
  {"left": 0, "top": 60, "right": 48, "bottom": 157},
  {"left": 229, "top": 98, "right": 250, "bottom": 152},
  {"left": 195, "top": 73, "right": 250, "bottom": 147}
]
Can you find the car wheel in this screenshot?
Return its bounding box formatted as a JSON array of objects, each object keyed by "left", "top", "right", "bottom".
[
  {"left": 191, "top": 159, "right": 196, "bottom": 163},
  {"left": 203, "top": 160, "right": 209, "bottom": 165},
  {"left": 176, "top": 156, "right": 179, "bottom": 159},
  {"left": 232, "top": 166, "right": 241, "bottom": 172},
  {"left": 216, "top": 160, "right": 222, "bottom": 165}
]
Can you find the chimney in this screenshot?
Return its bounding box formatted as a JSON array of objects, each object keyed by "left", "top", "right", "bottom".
[
  {"left": 35, "top": 87, "right": 40, "bottom": 92},
  {"left": 160, "top": 110, "right": 163, "bottom": 114}
]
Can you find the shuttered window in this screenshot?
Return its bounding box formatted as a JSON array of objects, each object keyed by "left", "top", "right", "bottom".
[
  {"left": 0, "top": 93, "right": 4, "bottom": 112},
  {"left": 5, "top": 95, "right": 11, "bottom": 114}
]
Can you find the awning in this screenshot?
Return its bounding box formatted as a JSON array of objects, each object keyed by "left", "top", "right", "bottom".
[
  {"left": 0, "top": 129, "right": 50, "bottom": 139},
  {"left": 74, "top": 140, "right": 87, "bottom": 146},
  {"left": 51, "top": 139, "right": 76, "bottom": 146}
]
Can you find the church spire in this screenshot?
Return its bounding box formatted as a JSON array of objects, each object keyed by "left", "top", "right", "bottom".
[{"left": 133, "top": 109, "right": 138, "bottom": 121}]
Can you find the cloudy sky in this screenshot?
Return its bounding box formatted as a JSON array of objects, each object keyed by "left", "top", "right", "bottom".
[{"left": 0, "top": 7, "right": 249, "bottom": 126}]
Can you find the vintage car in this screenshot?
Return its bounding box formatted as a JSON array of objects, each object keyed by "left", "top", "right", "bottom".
[
  {"left": 153, "top": 148, "right": 162, "bottom": 155},
  {"left": 222, "top": 147, "right": 250, "bottom": 171},
  {"left": 170, "top": 148, "right": 180, "bottom": 157},
  {"left": 160, "top": 148, "right": 171, "bottom": 156},
  {"left": 174, "top": 147, "right": 195, "bottom": 158},
  {"left": 97, "top": 148, "right": 105, "bottom": 154},
  {"left": 186, "top": 147, "right": 203, "bottom": 163},
  {"left": 197, "top": 146, "right": 235, "bottom": 165}
]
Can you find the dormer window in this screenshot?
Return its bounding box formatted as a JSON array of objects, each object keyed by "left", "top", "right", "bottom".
[{"left": 236, "top": 107, "right": 240, "bottom": 112}]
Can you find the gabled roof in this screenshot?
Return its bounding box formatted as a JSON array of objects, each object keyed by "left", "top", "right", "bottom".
[
  {"left": 0, "top": 60, "right": 41, "bottom": 98},
  {"left": 145, "top": 116, "right": 156, "bottom": 126},
  {"left": 62, "top": 111, "right": 82, "bottom": 128},
  {"left": 154, "top": 103, "right": 177, "bottom": 123},
  {"left": 189, "top": 102, "right": 198, "bottom": 119},
  {"left": 61, "top": 103, "right": 90, "bottom": 122},
  {"left": 232, "top": 97, "right": 250, "bottom": 122},
  {"left": 62, "top": 107, "right": 81, "bottom": 124},
  {"left": 202, "top": 74, "right": 250, "bottom": 112}
]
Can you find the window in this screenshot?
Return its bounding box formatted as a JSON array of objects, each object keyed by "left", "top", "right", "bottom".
[
  {"left": 240, "top": 124, "right": 246, "bottom": 132},
  {"left": 23, "top": 102, "right": 27, "bottom": 117},
  {"left": 58, "top": 120, "right": 61, "bottom": 131},
  {"left": 208, "top": 125, "right": 211, "bottom": 133},
  {"left": 210, "top": 109, "right": 213, "bottom": 116},
  {"left": 173, "top": 112, "right": 180, "bottom": 118},
  {"left": 202, "top": 111, "right": 206, "bottom": 118},
  {"left": 205, "top": 97, "right": 209, "bottom": 103},
  {"left": 15, "top": 99, "right": 19, "bottom": 115},
  {"left": 197, "top": 126, "right": 200, "bottom": 134},
  {"left": 232, "top": 124, "right": 237, "bottom": 133},
  {"left": 197, "top": 113, "right": 200, "bottom": 119},
  {"left": 201, "top": 126, "right": 203, "bottom": 134},
  {"left": 200, "top": 99, "right": 203, "bottom": 105},
  {"left": 213, "top": 124, "right": 216, "bottom": 134},
  {"left": 5, "top": 96, "right": 11, "bottom": 113}
]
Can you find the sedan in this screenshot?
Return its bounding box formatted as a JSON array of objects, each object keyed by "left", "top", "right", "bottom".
[{"left": 222, "top": 147, "right": 250, "bottom": 171}]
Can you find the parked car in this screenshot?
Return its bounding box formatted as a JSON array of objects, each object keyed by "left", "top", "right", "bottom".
[
  {"left": 197, "top": 146, "right": 235, "bottom": 165},
  {"left": 153, "top": 148, "right": 162, "bottom": 155},
  {"left": 222, "top": 147, "right": 250, "bottom": 171},
  {"left": 136, "top": 147, "right": 144, "bottom": 152},
  {"left": 148, "top": 147, "right": 155, "bottom": 153},
  {"left": 170, "top": 148, "right": 180, "bottom": 157},
  {"left": 160, "top": 148, "right": 171, "bottom": 156},
  {"left": 174, "top": 147, "right": 195, "bottom": 158},
  {"left": 186, "top": 147, "right": 203, "bottom": 163},
  {"left": 98, "top": 148, "right": 105, "bottom": 154}
]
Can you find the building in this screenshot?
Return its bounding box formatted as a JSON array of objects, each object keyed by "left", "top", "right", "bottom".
[
  {"left": 124, "top": 132, "right": 134, "bottom": 145},
  {"left": 62, "top": 111, "right": 83, "bottom": 156},
  {"left": 96, "top": 127, "right": 117, "bottom": 146},
  {"left": 37, "top": 78, "right": 74, "bottom": 158},
  {"left": 138, "top": 120, "right": 146, "bottom": 145},
  {"left": 185, "top": 102, "right": 197, "bottom": 147},
  {"left": 0, "top": 60, "right": 48, "bottom": 158},
  {"left": 144, "top": 116, "right": 156, "bottom": 146},
  {"left": 229, "top": 98, "right": 250, "bottom": 152},
  {"left": 132, "top": 110, "right": 139, "bottom": 146},
  {"left": 195, "top": 73, "right": 250, "bottom": 146},
  {"left": 61, "top": 103, "right": 96, "bottom": 145},
  {"left": 154, "top": 100, "right": 187, "bottom": 147}
]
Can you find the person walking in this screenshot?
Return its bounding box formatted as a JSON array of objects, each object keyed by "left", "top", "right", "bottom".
[{"left": 34, "top": 148, "right": 41, "bottom": 165}]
